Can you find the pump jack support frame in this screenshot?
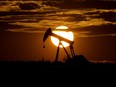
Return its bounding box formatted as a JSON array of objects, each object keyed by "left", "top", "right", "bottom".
[{"left": 43, "top": 28, "right": 75, "bottom": 62}]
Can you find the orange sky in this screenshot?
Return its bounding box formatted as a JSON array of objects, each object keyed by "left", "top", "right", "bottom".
[{"left": 0, "top": 1, "right": 116, "bottom": 62}]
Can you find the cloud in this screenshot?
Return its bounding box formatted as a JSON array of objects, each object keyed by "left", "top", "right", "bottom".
[
  {"left": 56, "top": 9, "right": 85, "bottom": 15},
  {"left": 1, "top": 4, "right": 115, "bottom": 38},
  {"left": 84, "top": 9, "right": 116, "bottom": 22},
  {"left": 0, "top": 4, "right": 20, "bottom": 11},
  {"left": 0, "top": 21, "right": 26, "bottom": 31},
  {"left": 76, "top": 33, "right": 116, "bottom": 38},
  {"left": 74, "top": 23, "right": 116, "bottom": 37},
  {"left": 77, "top": 18, "right": 110, "bottom": 27},
  {"left": 7, "top": 20, "right": 116, "bottom": 37},
  {"left": 7, "top": 12, "right": 116, "bottom": 36},
  {"left": 0, "top": 1, "right": 60, "bottom": 12},
  {"left": 6, "top": 28, "right": 45, "bottom": 33}
]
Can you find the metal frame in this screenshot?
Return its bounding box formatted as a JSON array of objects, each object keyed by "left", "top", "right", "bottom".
[{"left": 43, "top": 28, "right": 75, "bottom": 62}]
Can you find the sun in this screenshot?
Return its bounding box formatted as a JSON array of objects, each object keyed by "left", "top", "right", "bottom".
[{"left": 51, "top": 26, "right": 74, "bottom": 48}]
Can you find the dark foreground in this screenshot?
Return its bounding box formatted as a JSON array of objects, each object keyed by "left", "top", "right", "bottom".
[
  {"left": 0, "top": 56, "right": 115, "bottom": 84},
  {"left": 0, "top": 55, "right": 116, "bottom": 73}
]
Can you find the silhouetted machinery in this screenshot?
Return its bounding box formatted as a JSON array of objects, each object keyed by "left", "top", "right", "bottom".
[{"left": 43, "top": 28, "right": 75, "bottom": 62}]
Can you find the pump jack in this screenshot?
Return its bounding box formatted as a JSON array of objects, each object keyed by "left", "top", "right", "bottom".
[{"left": 43, "top": 28, "right": 75, "bottom": 62}]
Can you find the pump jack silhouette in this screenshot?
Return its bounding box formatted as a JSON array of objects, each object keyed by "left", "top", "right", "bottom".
[{"left": 43, "top": 28, "right": 75, "bottom": 62}]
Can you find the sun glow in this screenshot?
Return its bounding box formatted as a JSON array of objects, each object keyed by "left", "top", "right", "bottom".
[
  {"left": 51, "top": 26, "right": 74, "bottom": 48},
  {"left": 56, "top": 26, "right": 68, "bottom": 30}
]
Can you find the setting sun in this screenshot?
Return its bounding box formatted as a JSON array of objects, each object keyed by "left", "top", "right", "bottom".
[{"left": 51, "top": 26, "right": 74, "bottom": 48}]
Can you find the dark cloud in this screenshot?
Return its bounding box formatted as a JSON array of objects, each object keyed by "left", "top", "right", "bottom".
[
  {"left": 99, "top": 12, "right": 116, "bottom": 22},
  {"left": 76, "top": 24, "right": 116, "bottom": 35},
  {"left": 58, "top": 14, "right": 86, "bottom": 22},
  {"left": 0, "top": 1, "right": 10, "bottom": 5},
  {"left": 45, "top": 0, "right": 116, "bottom": 9},
  {"left": 0, "top": 21, "right": 27, "bottom": 31},
  {"left": 16, "top": 2, "right": 41, "bottom": 10},
  {"left": 85, "top": 11, "right": 116, "bottom": 22},
  {"left": 84, "top": 10, "right": 116, "bottom": 23}
]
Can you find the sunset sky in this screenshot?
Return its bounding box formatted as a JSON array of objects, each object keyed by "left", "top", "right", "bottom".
[{"left": 0, "top": 0, "right": 116, "bottom": 62}]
